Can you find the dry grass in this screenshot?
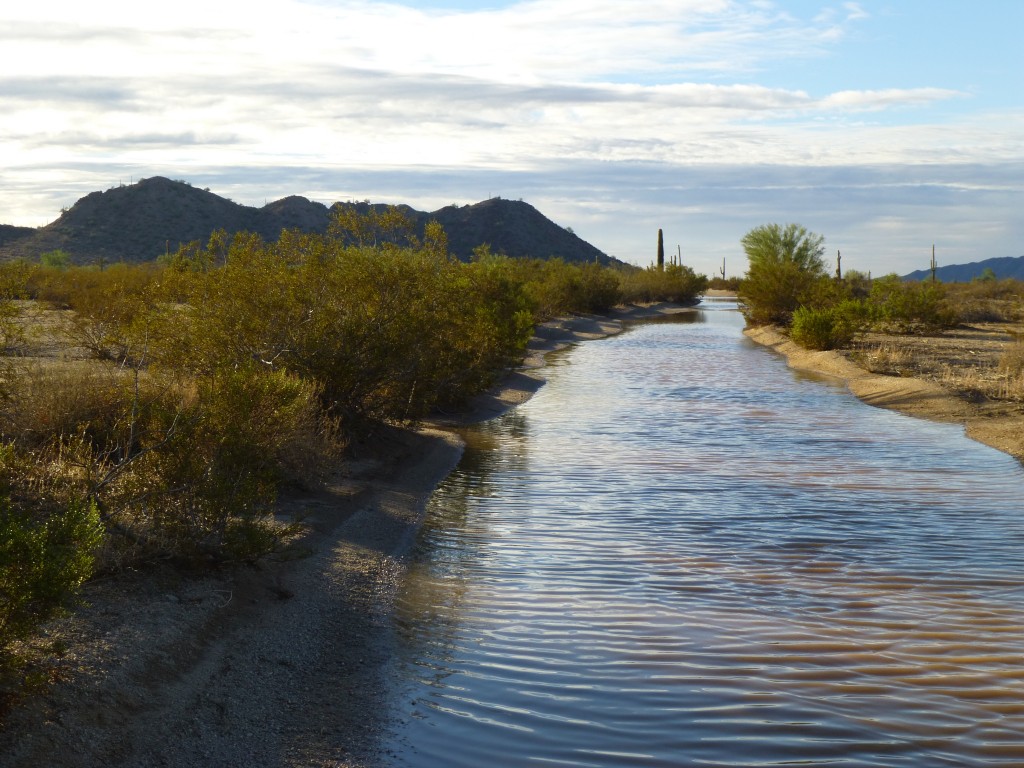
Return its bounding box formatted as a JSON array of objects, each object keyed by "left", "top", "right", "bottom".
[
  {"left": 940, "top": 363, "right": 1024, "bottom": 403},
  {"left": 1000, "top": 339, "right": 1024, "bottom": 374},
  {"left": 0, "top": 359, "right": 133, "bottom": 447},
  {"left": 843, "top": 321, "right": 1024, "bottom": 404},
  {"left": 853, "top": 343, "right": 916, "bottom": 377}
]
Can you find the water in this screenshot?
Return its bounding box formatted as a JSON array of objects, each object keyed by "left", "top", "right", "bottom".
[{"left": 379, "top": 304, "right": 1024, "bottom": 767}]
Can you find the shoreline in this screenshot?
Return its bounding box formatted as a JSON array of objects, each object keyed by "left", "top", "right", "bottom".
[
  {"left": 0, "top": 301, "right": 697, "bottom": 768},
  {"left": 744, "top": 325, "right": 1024, "bottom": 466}
]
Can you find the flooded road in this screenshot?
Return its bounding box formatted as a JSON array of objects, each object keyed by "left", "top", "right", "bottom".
[{"left": 378, "top": 305, "right": 1024, "bottom": 767}]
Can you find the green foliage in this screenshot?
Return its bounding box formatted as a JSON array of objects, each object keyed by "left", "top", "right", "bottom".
[
  {"left": 737, "top": 223, "right": 976, "bottom": 350},
  {"left": 975, "top": 267, "right": 998, "bottom": 283},
  {"left": 739, "top": 223, "right": 826, "bottom": 325},
  {"left": 520, "top": 259, "right": 622, "bottom": 316},
  {"left": 39, "top": 250, "right": 71, "bottom": 270},
  {"left": 841, "top": 270, "right": 873, "bottom": 300},
  {"left": 1, "top": 445, "right": 102, "bottom": 699},
  {"left": 151, "top": 228, "right": 548, "bottom": 426},
  {"left": 618, "top": 264, "right": 708, "bottom": 305},
  {"left": 789, "top": 301, "right": 865, "bottom": 351},
  {"left": 99, "top": 367, "right": 326, "bottom": 561},
  {"left": 0, "top": 261, "right": 32, "bottom": 363},
  {"left": 868, "top": 275, "right": 958, "bottom": 332},
  {"left": 327, "top": 204, "right": 417, "bottom": 248},
  {"left": 60, "top": 268, "right": 158, "bottom": 364},
  {"left": 708, "top": 276, "right": 741, "bottom": 292},
  {"left": 0, "top": 496, "right": 102, "bottom": 644}
]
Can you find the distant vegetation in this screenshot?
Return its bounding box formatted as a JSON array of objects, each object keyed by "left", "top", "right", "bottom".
[
  {"left": 738, "top": 222, "right": 1024, "bottom": 351},
  {"left": 0, "top": 209, "right": 706, "bottom": 705}
]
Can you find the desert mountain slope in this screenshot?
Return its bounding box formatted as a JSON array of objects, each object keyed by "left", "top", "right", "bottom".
[
  {"left": 903, "top": 255, "right": 1024, "bottom": 282},
  {"left": 0, "top": 177, "right": 616, "bottom": 265}
]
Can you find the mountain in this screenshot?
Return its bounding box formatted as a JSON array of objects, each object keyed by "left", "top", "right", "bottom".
[
  {"left": 0, "top": 224, "right": 35, "bottom": 248},
  {"left": 903, "top": 255, "right": 1024, "bottom": 282},
  {"left": 0, "top": 177, "right": 616, "bottom": 265},
  {"left": 425, "top": 198, "right": 609, "bottom": 264}
]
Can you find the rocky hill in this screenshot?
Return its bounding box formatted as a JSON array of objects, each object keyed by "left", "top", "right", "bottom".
[
  {"left": 426, "top": 198, "right": 608, "bottom": 263},
  {"left": 904, "top": 255, "right": 1024, "bottom": 282},
  {"left": 0, "top": 224, "right": 35, "bottom": 248},
  {"left": 0, "top": 177, "right": 616, "bottom": 265}
]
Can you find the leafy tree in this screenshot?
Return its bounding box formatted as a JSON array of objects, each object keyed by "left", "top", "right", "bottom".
[
  {"left": 739, "top": 223, "right": 826, "bottom": 325},
  {"left": 39, "top": 250, "right": 71, "bottom": 269}
]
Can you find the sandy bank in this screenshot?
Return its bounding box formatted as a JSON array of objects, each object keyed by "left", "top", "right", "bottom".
[
  {"left": 744, "top": 325, "right": 1024, "bottom": 466},
  {"left": 0, "top": 301, "right": 697, "bottom": 768}
]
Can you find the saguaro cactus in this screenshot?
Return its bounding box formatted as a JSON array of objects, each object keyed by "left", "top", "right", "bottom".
[{"left": 657, "top": 229, "right": 665, "bottom": 270}]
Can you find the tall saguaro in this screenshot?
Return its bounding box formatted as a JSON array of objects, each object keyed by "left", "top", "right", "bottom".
[{"left": 657, "top": 229, "right": 665, "bottom": 270}]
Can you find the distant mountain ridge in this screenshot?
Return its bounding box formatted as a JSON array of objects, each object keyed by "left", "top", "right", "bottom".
[
  {"left": 0, "top": 176, "right": 616, "bottom": 265},
  {"left": 903, "top": 255, "right": 1024, "bottom": 282}
]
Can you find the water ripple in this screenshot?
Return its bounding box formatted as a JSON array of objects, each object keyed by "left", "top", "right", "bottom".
[{"left": 379, "top": 308, "right": 1024, "bottom": 768}]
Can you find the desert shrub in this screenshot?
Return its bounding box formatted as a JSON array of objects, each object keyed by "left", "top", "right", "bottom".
[
  {"left": 0, "top": 495, "right": 102, "bottom": 645},
  {"left": 28, "top": 262, "right": 161, "bottom": 308},
  {"left": 156, "top": 230, "right": 537, "bottom": 428},
  {"left": 1, "top": 356, "right": 327, "bottom": 563},
  {"left": 0, "top": 263, "right": 31, "bottom": 362},
  {"left": 789, "top": 301, "right": 865, "bottom": 351},
  {"left": 566, "top": 262, "right": 623, "bottom": 313},
  {"left": 447, "top": 256, "right": 536, "bottom": 400},
  {"left": 707, "top": 275, "right": 742, "bottom": 292},
  {"left": 945, "top": 279, "right": 1024, "bottom": 323},
  {"left": 39, "top": 250, "right": 71, "bottom": 269},
  {"left": 619, "top": 264, "right": 708, "bottom": 305},
  {"left": 869, "top": 276, "right": 959, "bottom": 332},
  {"left": 841, "top": 270, "right": 873, "bottom": 300},
  {"left": 97, "top": 366, "right": 326, "bottom": 561},
  {"left": 295, "top": 243, "right": 535, "bottom": 421},
  {"left": 57, "top": 266, "right": 162, "bottom": 364},
  {"left": 1, "top": 445, "right": 103, "bottom": 701},
  {"left": 517, "top": 259, "right": 621, "bottom": 317}
]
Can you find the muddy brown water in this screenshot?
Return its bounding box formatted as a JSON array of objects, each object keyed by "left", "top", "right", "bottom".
[{"left": 377, "top": 303, "right": 1024, "bottom": 767}]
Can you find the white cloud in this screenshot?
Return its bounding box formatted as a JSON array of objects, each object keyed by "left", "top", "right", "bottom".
[
  {"left": 820, "top": 88, "right": 964, "bottom": 111},
  {"left": 0, "top": 1, "right": 1019, "bottom": 277}
]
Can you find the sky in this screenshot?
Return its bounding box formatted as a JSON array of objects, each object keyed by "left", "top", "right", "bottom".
[{"left": 1, "top": 1, "right": 1021, "bottom": 277}]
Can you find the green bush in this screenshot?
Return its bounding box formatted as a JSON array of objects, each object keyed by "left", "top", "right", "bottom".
[
  {"left": 0, "top": 496, "right": 102, "bottom": 644},
  {"left": 789, "top": 301, "right": 864, "bottom": 350},
  {"left": 869, "top": 275, "right": 958, "bottom": 332},
  {"left": 516, "top": 259, "right": 621, "bottom": 317},
  {"left": 707, "top": 276, "right": 741, "bottom": 292},
  {"left": 100, "top": 366, "right": 327, "bottom": 561},
  {"left": 618, "top": 264, "right": 708, "bottom": 305},
  {"left": 1, "top": 459, "right": 102, "bottom": 700}
]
